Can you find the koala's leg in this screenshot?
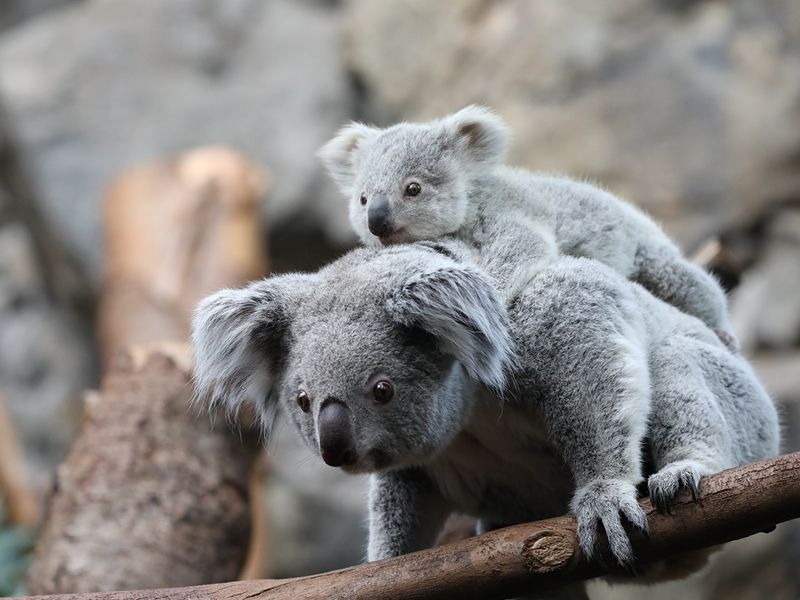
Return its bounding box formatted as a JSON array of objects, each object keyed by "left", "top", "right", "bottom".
[
  {"left": 536, "top": 332, "right": 651, "bottom": 569},
  {"left": 473, "top": 214, "right": 558, "bottom": 303},
  {"left": 367, "top": 469, "right": 451, "bottom": 562},
  {"left": 632, "top": 244, "right": 738, "bottom": 351},
  {"left": 646, "top": 341, "right": 734, "bottom": 514}
]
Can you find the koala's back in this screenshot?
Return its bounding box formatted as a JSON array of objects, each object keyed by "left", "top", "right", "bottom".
[
  {"left": 650, "top": 334, "right": 780, "bottom": 464},
  {"left": 510, "top": 255, "right": 714, "bottom": 354},
  {"left": 470, "top": 168, "right": 672, "bottom": 277},
  {"left": 509, "top": 256, "right": 649, "bottom": 359},
  {"left": 511, "top": 257, "right": 779, "bottom": 463}
]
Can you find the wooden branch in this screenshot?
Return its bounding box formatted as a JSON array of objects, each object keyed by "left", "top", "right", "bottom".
[
  {"left": 0, "top": 385, "right": 39, "bottom": 526},
  {"left": 18, "top": 452, "right": 800, "bottom": 600},
  {"left": 27, "top": 147, "right": 270, "bottom": 594},
  {"left": 238, "top": 455, "right": 272, "bottom": 580}
]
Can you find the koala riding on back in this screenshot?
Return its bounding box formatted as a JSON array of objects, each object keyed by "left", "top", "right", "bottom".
[{"left": 319, "top": 106, "right": 737, "bottom": 349}]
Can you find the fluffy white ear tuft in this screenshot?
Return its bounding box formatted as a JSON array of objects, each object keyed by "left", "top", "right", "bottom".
[
  {"left": 441, "top": 105, "right": 509, "bottom": 168},
  {"left": 191, "top": 275, "right": 313, "bottom": 434},
  {"left": 318, "top": 122, "right": 381, "bottom": 195},
  {"left": 386, "top": 265, "right": 515, "bottom": 391}
]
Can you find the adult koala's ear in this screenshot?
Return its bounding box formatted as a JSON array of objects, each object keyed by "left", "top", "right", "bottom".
[
  {"left": 191, "top": 274, "right": 315, "bottom": 432},
  {"left": 386, "top": 265, "right": 514, "bottom": 390},
  {"left": 318, "top": 122, "right": 381, "bottom": 195},
  {"left": 441, "top": 105, "right": 509, "bottom": 168}
]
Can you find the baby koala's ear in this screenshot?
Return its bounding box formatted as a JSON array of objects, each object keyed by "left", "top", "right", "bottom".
[
  {"left": 318, "top": 122, "right": 381, "bottom": 195},
  {"left": 441, "top": 105, "right": 509, "bottom": 168},
  {"left": 191, "top": 274, "right": 316, "bottom": 433},
  {"left": 386, "top": 265, "right": 514, "bottom": 391}
]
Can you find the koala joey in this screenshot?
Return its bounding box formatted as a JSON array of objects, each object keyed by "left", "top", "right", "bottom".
[
  {"left": 192, "top": 240, "right": 779, "bottom": 580},
  {"left": 319, "top": 105, "right": 738, "bottom": 350}
]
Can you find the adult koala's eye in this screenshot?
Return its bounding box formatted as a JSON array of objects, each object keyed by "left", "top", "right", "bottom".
[
  {"left": 296, "top": 390, "right": 311, "bottom": 413},
  {"left": 372, "top": 380, "right": 394, "bottom": 404},
  {"left": 404, "top": 182, "right": 421, "bottom": 197},
  {"left": 360, "top": 193, "right": 368, "bottom": 206}
]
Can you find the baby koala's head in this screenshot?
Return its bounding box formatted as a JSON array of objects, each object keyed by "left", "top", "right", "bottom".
[{"left": 319, "top": 105, "right": 509, "bottom": 247}]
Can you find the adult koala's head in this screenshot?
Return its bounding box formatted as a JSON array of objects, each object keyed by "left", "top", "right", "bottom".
[
  {"left": 191, "top": 243, "right": 513, "bottom": 474},
  {"left": 318, "top": 106, "right": 509, "bottom": 247}
]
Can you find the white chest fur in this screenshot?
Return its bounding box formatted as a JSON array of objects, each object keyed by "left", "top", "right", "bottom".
[{"left": 426, "top": 400, "right": 574, "bottom": 525}]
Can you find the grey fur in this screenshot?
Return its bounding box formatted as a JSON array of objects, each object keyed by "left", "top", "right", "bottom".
[
  {"left": 191, "top": 242, "right": 778, "bottom": 578},
  {"left": 319, "top": 105, "right": 737, "bottom": 347},
  {"left": 191, "top": 273, "right": 320, "bottom": 433},
  {"left": 386, "top": 262, "right": 514, "bottom": 390}
]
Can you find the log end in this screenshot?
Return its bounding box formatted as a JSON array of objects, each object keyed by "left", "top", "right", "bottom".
[{"left": 521, "top": 530, "right": 578, "bottom": 574}]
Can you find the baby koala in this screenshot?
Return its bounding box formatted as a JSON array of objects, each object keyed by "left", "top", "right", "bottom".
[{"left": 319, "top": 105, "right": 737, "bottom": 349}]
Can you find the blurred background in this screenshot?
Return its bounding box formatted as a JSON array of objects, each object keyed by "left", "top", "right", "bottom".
[{"left": 0, "top": 0, "right": 798, "bottom": 598}]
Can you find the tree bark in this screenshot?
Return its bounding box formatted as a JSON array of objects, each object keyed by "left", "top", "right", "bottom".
[
  {"left": 26, "top": 346, "right": 260, "bottom": 593},
  {"left": 19, "top": 452, "right": 800, "bottom": 600},
  {"left": 27, "top": 147, "right": 269, "bottom": 593}
]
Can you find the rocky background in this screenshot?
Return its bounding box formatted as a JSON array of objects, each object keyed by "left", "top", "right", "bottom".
[{"left": 0, "top": 0, "right": 798, "bottom": 598}]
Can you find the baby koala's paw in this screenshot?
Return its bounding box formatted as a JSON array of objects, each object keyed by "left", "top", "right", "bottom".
[
  {"left": 716, "top": 328, "right": 740, "bottom": 353},
  {"left": 571, "top": 479, "right": 648, "bottom": 572},
  {"left": 648, "top": 460, "right": 711, "bottom": 514}
]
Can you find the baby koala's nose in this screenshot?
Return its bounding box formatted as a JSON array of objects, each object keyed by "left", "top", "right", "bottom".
[
  {"left": 367, "top": 195, "right": 393, "bottom": 237},
  {"left": 318, "top": 398, "right": 357, "bottom": 467}
]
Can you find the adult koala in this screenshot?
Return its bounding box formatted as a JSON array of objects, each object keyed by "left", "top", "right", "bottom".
[{"left": 192, "top": 241, "right": 778, "bottom": 587}]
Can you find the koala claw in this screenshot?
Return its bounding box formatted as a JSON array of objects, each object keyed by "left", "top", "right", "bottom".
[
  {"left": 572, "top": 479, "right": 648, "bottom": 571},
  {"left": 648, "top": 460, "right": 710, "bottom": 514}
]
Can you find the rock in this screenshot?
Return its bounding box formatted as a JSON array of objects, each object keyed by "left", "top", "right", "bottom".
[
  {"left": 751, "top": 351, "right": 800, "bottom": 408},
  {"left": 0, "top": 0, "right": 79, "bottom": 32},
  {"left": 730, "top": 206, "right": 800, "bottom": 352},
  {"left": 0, "top": 103, "right": 96, "bottom": 490},
  {"left": 0, "top": 0, "right": 356, "bottom": 284},
  {"left": 345, "top": 0, "right": 800, "bottom": 249}
]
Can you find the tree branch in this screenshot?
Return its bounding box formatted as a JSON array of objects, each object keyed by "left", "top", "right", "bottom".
[
  {"left": 17, "top": 452, "right": 800, "bottom": 600},
  {"left": 0, "top": 385, "right": 39, "bottom": 526}
]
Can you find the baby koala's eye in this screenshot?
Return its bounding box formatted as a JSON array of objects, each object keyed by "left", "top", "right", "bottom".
[
  {"left": 360, "top": 193, "right": 367, "bottom": 206},
  {"left": 296, "top": 390, "right": 311, "bottom": 413},
  {"left": 372, "top": 380, "right": 394, "bottom": 404},
  {"left": 404, "top": 182, "right": 421, "bottom": 197}
]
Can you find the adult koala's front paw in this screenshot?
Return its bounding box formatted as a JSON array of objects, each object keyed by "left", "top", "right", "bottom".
[
  {"left": 571, "top": 479, "right": 648, "bottom": 571},
  {"left": 648, "top": 459, "right": 711, "bottom": 514}
]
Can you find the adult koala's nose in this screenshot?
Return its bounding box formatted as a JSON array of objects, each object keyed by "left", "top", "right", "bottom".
[
  {"left": 318, "top": 398, "right": 357, "bottom": 467},
  {"left": 367, "top": 195, "right": 393, "bottom": 237}
]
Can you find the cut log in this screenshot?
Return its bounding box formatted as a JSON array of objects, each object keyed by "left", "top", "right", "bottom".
[
  {"left": 16, "top": 452, "right": 800, "bottom": 600},
  {"left": 99, "top": 146, "right": 268, "bottom": 367},
  {"left": 26, "top": 347, "right": 260, "bottom": 593},
  {"left": 27, "top": 147, "right": 269, "bottom": 593}
]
